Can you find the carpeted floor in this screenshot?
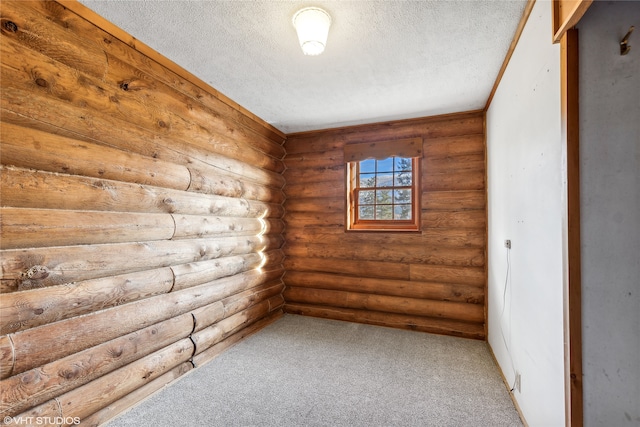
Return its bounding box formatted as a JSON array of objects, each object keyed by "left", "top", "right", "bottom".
[{"left": 107, "top": 314, "right": 522, "bottom": 426}]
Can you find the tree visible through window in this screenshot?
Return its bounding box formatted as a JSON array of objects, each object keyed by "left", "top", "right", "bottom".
[{"left": 347, "top": 156, "right": 420, "bottom": 231}]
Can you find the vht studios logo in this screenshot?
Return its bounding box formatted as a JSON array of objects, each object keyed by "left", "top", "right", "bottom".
[{"left": 3, "top": 416, "right": 81, "bottom": 425}]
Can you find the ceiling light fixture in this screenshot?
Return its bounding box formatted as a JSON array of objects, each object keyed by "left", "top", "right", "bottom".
[{"left": 292, "top": 7, "right": 332, "bottom": 56}]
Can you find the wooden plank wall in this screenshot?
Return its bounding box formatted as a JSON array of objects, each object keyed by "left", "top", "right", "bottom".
[
  {"left": 283, "top": 112, "right": 487, "bottom": 339},
  {"left": 0, "top": 1, "right": 285, "bottom": 424}
]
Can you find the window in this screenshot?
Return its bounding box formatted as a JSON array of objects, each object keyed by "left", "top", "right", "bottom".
[{"left": 345, "top": 138, "right": 422, "bottom": 232}]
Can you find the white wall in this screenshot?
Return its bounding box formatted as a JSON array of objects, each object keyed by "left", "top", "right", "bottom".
[
  {"left": 486, "top": 1, "right": 566, "bottom": 425},
  {"left": 577, "top": 2, "right": 640, "bottom": 425}
]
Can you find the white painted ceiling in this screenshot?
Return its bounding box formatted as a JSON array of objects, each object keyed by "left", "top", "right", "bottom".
[{"left": 79, "top": 0, "right": 527, "bottom": 134}]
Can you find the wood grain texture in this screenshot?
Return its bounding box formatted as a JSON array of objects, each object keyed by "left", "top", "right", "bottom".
[
  {"left": 78, "top": 362, "right": 193, "bottom": 427},
  {"left": 0, "top": 0, "right": 285, "bottom": 420},
  {"left": 284, "top": 287, "right": 484, "bottom": 323},
  {"left": 0, "top": 122, "right": 191, "bottom": 191},
  {"left": 284, "top": 303, "right": 485, "bottom": 339},
  {"left": 0, "top": 314, "right": 193, "bottom": 416},
  {"left": 6, "top": 267, "right": 282, "bottom": 376},
  {"left": 284, "top": 271, "right": 484, "bottom": 303},
  {"left": 0, "top": 335, "right": 14, "bottom": 380},
  {"left": 283, "top": 111, "right": 487, "bottom": 336},
  {"left": 0, "top": 236, "right": 274, "bottom": 292},
  {"left": 0, "top": 208, "right": 176, "bottom": 249},
  {"left": 0, "top": 167, "right": 283, "bottom": 218},
  {"left": 0, "top": 267, "right": 174, "bottom": 335}
]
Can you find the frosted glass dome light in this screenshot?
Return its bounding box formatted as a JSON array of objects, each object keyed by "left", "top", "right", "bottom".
[{"left": 292, "top": 7, "right": 332, "bottom": 56}]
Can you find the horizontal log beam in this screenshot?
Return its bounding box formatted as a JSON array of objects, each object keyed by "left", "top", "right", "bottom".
[
  {"left": 191, "top": 309, "right": 283, "bottom": 367},
  {"left": 1, "top": 107, "right": 285, "bottom": 199},
  {"left": 410, "top": 264, "right": 485, "bottom": 286},
  {"left": 4, "top": 267, "right": 281, "bottom": 376},
  {"left": 422, "top": 170, "right": 485, "bottom": 191},
  {"left": 1, "top": 235, "right": 282, "bottom": 292},
  {"left": 285, "top": 227, "right": 485, "bottom": 248},
  {"left": 170, "top": 254, "right": 262, "bottom": 292},
  {"left": 79, "top": 361, "right": 193, "bottom": 427},
  {"left": 0, "top": 122, "right": 191, "bottom": 191},
  {"left": 284, "top": 181, "right": 344, "bottom": 199},
  {"left": 422, "top": 190, "right": 486, "bottom": 211},
  {"left": 283, "top": 196, "right": 344, "bottom": 213},
  {"left": 192, "top": 299, "right": 272, "bottom": 355},
  {"left": 282, "top": 164, "right": 344, "bottom": 184},
  {"left": 284, "top": 270, "right": 484, "bottom": 302},
  {"left": 0, "top": 25, "right": 284, "bottom": 173},
  {"left": 421, "top": 210, "right": 486, "bottom": 229},
  {"left": 15, "top": 339, "right": 194, "bottom": 422},
  {"left": 284, "top": 150, "right": 344, "bottom": 170},
  {"left": 0, "top": 314, "right": 194, "bottom": 416},
  {"left": 51, "top": 0, "right": 284, "bottom": 145},
  {"left": 284, "top": 242, "right": 485, "bottom": 267},
  {"left": 284, "top": 304, "right": 485, "bottom": 339},
  {"left": 0, "top": 166, "right": 284, "bottom": 218},
  {"left": 0, "top": 267, "right": 174, "bottom": 335},
  {"left": 0, "top": 208, "right": 175, "bottom": 250},
  {"left": 1, "top": 282, "right": 282, "bottom": 416},
  {"left": 284, "top": 257, "right": 410, "bottom": 281},
  {"left": 424, "top": 153, "right": 486, "bottom": 173},
  {"left": 284, "top": 287, "right": 484, "bottom": 323}
]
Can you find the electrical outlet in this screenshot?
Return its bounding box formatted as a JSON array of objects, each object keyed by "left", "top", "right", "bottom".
[
  {"left": 504, "top": 239, "right": 512, "bottom": 249},
  {"left": 514, "top": 372, "right": 521, "bottom": 393}
]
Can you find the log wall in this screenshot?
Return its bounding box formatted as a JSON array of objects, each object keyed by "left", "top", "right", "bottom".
[
  {"left": 283, "top": 112, "right": 487, "bottom": 339},
  {"left": 0, "top": 1, "right": 285, "bottom": 424}
]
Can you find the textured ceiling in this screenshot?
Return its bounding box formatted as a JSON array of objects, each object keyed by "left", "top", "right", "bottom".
[{"left": 79, "top": 0, "right": 527, "bottom": 134}]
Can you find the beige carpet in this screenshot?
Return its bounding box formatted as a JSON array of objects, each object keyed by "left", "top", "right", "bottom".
[{"left": 107, "top": 314, "right": 522, "bottom": 426}]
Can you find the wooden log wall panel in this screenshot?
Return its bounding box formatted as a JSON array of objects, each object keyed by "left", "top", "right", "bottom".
[
  {"left": 0, "top": 0, "right": 285, "bottom": 422},
  {"left": 284, "top": 271, "right": 484, "bottom": 304},
  {"left": 0, "top": 167, "right": 284, "bottom": 217},
  {"left": 283, "top": 111, "right": 487, "bottom": 339},
  {"left": 0, "top": 208, "right": 177, "bottom": 249},
  {"left": 285, "top": 257, "right": 411, "bottom": 281},
  {"left": 0, "top": 122, "right": 192, "bottom": 191},
  {"left": 0, "top": 336, "right": 13, "bottom": 380},
  {"left": 0, "top": 235, "right": 282, "bottom": 292},
  {"left": 51, "top": 1, "right": 285, "bottom": 146},
  {"left": 285, "top": 303, "right": 485, "bottom": 339},
  {"left": 284, "top": 287, "right": 484, "bottom": 323},
  {"left": 79, "top": 362, "right": 194, "bottom": 427},
  {"left": 17, "top": 339, "right": 195, "bottom": 423},
  {"left": 0, "top": 267, "right": 175, "bottom": 335},
  {"left": 1, "top": 314, "right": 194, "bottom": 416},
  {"left": 285, "top": 227, "right": 485, "bottom": 248},
  {"left": 191, "top": 308, "right": 283, "bottom": 367},
  {"left": 0, "top": 7, "right": 284, "bottom": 172}
]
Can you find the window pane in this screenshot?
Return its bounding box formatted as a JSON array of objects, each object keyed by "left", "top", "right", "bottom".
[
  {"left": 360, "top": 173, "right": 376, "bottom": 187},
  {"left": 394, "top": 189, "right": 412, "bottom": 203},
  {"left": 376, "top": 157, "right": 393, "bottom": 172},
  {"left": 359, "top": 159, "right": 376, "bottom": 173},
  {"left": 395, "top": 157, "right": 413, "bottom": 171},
  {"left": 376, "top": 205, "right": 393, "bottom": 220},
  {"left": 394, "top": 205, "right": 412, "bottom": 220},
  {"left": 359, "top": 190, "right": 375, "bottom": 205},
  {"left": 376, "top": 173, "right": 393, "bottom": 188},
  {"left": 359, "top": 205, "right": 374, "bottom": 220},
  {"left": 395, "top": 172, "right": 412, "bottom": 186},
  {"left": 376, "top": 189, "right": 392, "bottom": 204}
]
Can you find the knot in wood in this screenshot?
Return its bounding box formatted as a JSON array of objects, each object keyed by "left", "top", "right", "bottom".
[
  {"left": 3, "top": 20, "right": 18, "bottom": 33},
  {"left": 35, "top": 78, "right": 48, "bottom": 88},
  {"left": 23, "top": 265, "right": 50, "bottom": 280},
  {"left": 119, "top": 81, "right": 130, "bottom": 91}
]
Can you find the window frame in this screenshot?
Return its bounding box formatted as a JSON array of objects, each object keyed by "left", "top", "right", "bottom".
[{"left": 346, "top": 156, "right": 421, "bottom": 232}]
